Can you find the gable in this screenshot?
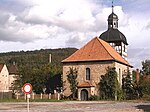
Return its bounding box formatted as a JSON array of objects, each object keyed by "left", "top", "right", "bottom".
[{"left": 62, "top": 37, "right": 132, "bottom": 67}]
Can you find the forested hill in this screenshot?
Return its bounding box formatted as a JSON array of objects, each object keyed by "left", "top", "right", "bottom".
[
  {"left": 0, "top": 48, "right": 77, "bottom": 93},
  {"left": 0, "top": 48, "right": 78, "bottom": 67}
]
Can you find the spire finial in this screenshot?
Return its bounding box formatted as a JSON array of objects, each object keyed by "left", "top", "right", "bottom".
[{"left": 112, "top": 0, "right": 114, "bottom": 13}]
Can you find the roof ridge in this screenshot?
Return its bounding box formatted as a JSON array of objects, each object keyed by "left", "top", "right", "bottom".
[{"left": 96, "top": 37, "right": 114, "bottom": 60}]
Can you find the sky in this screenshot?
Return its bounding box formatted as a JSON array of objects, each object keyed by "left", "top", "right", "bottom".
[{"left": 0, "top": 0, "right": 149, "bottom": 69}]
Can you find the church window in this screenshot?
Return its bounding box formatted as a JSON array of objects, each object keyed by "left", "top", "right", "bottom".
[
  {"left": 86, "top": 68, "right": 90, "bottom": 80},
  {"left": 119, "top": 68, "right": 122, "bottom": 83}
]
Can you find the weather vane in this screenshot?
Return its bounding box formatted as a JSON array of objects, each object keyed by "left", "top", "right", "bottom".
[{"left": 112, "top": 0, "right": 114, "bottom": 13}]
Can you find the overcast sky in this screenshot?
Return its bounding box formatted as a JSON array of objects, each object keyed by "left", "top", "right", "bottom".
[{"left": 0, "top": 0, "right": 149, "bottom": 69}]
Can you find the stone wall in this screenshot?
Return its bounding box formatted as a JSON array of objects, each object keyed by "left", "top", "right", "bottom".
[
  {"left": 63, "top": 61, "right": 132, "bottom": 98},
  {"left": 62, "top": 61, "right": 115, "bottom": 96},
  {"left": 115, "top": 62, "right": 132, "bottom": 85}
]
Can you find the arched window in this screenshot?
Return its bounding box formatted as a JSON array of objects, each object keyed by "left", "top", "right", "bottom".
[{"left": 86, "top": 68, "right": 90, "bottom": 80}]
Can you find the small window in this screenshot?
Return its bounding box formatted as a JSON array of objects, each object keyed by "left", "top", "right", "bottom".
[
  {"left": 86, "top": 68, "right": 90, "bottom": 80},
  {"left": 124, "top": 44, "right": 126, "bottom": 52},
  {"left": 119, "top": 68, "right": 122, "bottom": 82}
]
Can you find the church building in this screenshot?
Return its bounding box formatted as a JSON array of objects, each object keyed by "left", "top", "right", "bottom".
[{"left": 62, "top": 4, "right": 132, "bottom": 101}]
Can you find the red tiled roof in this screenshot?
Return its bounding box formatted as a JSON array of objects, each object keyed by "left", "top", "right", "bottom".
[
  {"left": 0, "top": 64, "right": 4, "bottom": 72},
  {"left": 78, "top": 82, "right": 95, "bottom": 88},
  {"left": 62, "top": 37, "right": 132, "bottom": 67},
  {"left": 8, "top": 64, "right": 18, "bottom": 75}
]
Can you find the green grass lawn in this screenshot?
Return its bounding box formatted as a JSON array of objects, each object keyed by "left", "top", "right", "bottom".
[{"left": 0, "top": 98, "right": 63, "bottom": 102}]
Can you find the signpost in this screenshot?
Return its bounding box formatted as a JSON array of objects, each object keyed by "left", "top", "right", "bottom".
[{"left": 22, "top": 83, "right": 32, "bottom": 112}]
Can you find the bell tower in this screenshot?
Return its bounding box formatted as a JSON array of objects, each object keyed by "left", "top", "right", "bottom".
[{"left": 99, "top": 1, "right": 128, "bottom": 60}]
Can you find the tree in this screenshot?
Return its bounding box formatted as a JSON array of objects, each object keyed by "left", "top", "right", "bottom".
[
  {"left": 139, "top": 60, "right": 150, "bottom": 96},
  {"left": 122, "top": 70, "right": 135, "bottom": 100},
  {"left": 142, "top": 60, "right": 150, "bottom": 75},
  {"left": 132, "top": 70, "right": 143, "bottom": 99},
  {"left": 67, "top": 67, "right": 78, "bottom": 99},
  {"left": 99, "top": 67, "right": 119, "bottom": 100},
  {"left": 139, "top": 77, "right": 150, "bottom": 95},
  {"left": 17, "top": 63, "right": 62, "bottom": 94}
]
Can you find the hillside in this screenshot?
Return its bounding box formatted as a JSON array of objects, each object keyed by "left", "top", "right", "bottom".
[
  {"left": 0, "top": 48, "right": 78, "bottom": 93},
  {"left": 0, "top": 48, "right": 78, "bottom": 67}
]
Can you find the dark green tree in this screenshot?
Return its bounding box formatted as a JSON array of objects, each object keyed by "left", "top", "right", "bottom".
[
  {"left": 18, "top": 63, "right": 62, "bottom": 94},
  {"left": 139, "top": 77, "right": 150, "bottom": 95},
  {"left": 99, "top": 67, "right": 118, "bottom": 100},
  {"left": 67, "top": 67, "right": 78, "bottom": 99},
  {"left": 142, "top": 60, "right": 150, "bottom": 75},
  {"left": 139, "top": 60, "right": 150, "bottom": 96},
  {"left": 132, "top": 70, "right": 143, "bottom": 99},
  {"left": 122, "top": 70, "right": 135, "bottom": 100}
]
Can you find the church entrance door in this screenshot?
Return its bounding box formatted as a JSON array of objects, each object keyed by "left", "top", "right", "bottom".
[{"left": 81, "top": 89, "right": 88, "bottom": 101}]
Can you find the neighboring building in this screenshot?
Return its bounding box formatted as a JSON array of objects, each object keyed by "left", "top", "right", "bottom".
[
  {"left": 8, "top": 63, "right": 19, "bottom": 91},
  {"left": 0, "top": 63, "right": 18, "bottom": 92},
  {"left": 0, "top": 64, "right": 9, "bottom": 92},
  {"left": 62, "top": 4, "right": 132, "bottom": 100},
  {"left": 99, "top": 4, "right": 128, "bottom": 60}
]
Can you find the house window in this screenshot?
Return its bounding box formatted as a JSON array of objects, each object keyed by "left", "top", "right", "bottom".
[
  {"left": 119, "top": 68, "right": 121, "bottom": 83},
  {"left": 86, "top": 68, "right": 90, "bottom": 80}
]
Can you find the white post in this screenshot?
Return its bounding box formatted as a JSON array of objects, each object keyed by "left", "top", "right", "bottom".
[
  {"left": 54, "top": 90, "right": 56, "bottom": 99},
  {"left": 32, "top": 92, "right": 34, "bottom": 100},
  {"left": 49, "top": 54, "right": 52, "bottom": 63},
  {"left": 49, "top": 93, "right": 51, "bottom": 99},
  {"left": 115, "top": 92, "right": 117, "bottom": 101},
  {"left": 27, "top": 94, "right": 30, "bottom": 112},
  {"left": 40, "top": 93, "right": 43, "bottom": 99},
  {"left": 16, "top": 93, "right": 18, "bottom": 100},
  {"left": 24, "top": 94, "right": 26, "bottom": 100},
  {"left": 27, "top": 97, "right": 29, "bottom": 112},
  {"left": 58, "top": 93, "right": 60, "bottom": 100}
]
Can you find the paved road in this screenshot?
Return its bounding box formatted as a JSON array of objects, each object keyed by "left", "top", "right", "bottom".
[{"left": 0, "top": 101, "right": 149, "bottom": 112}]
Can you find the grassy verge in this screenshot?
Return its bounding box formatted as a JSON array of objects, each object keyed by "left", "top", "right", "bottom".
[{"left": 0, "top": 99, "right": 25, "bottom": 102}]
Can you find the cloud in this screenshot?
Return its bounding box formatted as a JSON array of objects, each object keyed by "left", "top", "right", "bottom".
[
  {"left": 0, "top": 13, "right": 62, "bottom": 42},
  {"left": 146, "top": 21, "right": 150, "bottom": 30},
  {"left": 65, "top": 32, "right": 92, "bottom": 48},
  {"left": 0, "top": 0, "right": 130, "bottom": 45},
  {"left": 17, "top": 0, "right": 100, "bottom": 32},
  {"left": 0, "top": 11, "right": 10, "bottom": 26},
  {"left": 128, "top": 48, "right": 150, "bottom": 69}
]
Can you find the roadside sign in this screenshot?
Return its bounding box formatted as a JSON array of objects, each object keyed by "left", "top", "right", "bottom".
[
  {"left": 22, "top": 83, "right": 32, "bottom": 94},
  {"left": 22, "top": 83, "right": 32, "bottom": 112}
]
